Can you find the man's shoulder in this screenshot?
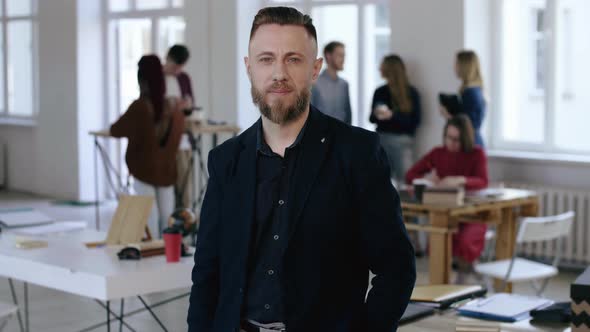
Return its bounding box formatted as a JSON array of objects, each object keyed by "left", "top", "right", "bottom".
[
  {"left": 325, "top": 117, "right": 380, "bottom": 152},
  {"left": 208, "top": 122, "right": 255, "bottom": 166}
]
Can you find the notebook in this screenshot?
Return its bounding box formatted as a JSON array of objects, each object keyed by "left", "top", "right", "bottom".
[
  {"left": 411, "top": 284, "right": 487, "bottom": 309},
  {"left": 457, "top": 293, "right": 553, "bottom": 322},
  {"left": 399, "top": 303, "right": 435, "bottom": 325}
]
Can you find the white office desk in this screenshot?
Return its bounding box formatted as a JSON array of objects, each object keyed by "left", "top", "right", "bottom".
[{"left": 0, "top": 229, "right": 194, "bottom": 331}]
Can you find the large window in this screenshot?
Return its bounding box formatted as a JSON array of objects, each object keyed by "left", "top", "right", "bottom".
[
  {"left": 105, "top": 0, "right": 185, "bottom": 187},
  {"left": 266, "top": 0, "right": 390, "bottom": 129},
  {"left": 106, "top": 0, "right": 185, "bottom": 122},
  {"left": 494, "top": 0, "right": 590, "bottom": 154},
  {"left": 0, "top": 0, "right": 37, "bottom": 118}
]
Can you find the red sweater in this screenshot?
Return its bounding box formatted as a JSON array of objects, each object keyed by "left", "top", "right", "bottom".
[{"left": 405, "top": 146, "right": 488, "bottom": 190}]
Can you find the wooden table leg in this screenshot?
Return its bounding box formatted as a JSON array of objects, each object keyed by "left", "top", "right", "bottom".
[
  {"left": 494, "top": 207, "right": 517, "bottom": 292},
  {"left": 521, "top": 200, "right": 539, "bottom": 217},
  {"left": 428, "top": 212, "right": 452, "bottom": 284}
]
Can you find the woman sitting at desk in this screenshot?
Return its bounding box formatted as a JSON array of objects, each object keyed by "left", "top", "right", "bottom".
[
  {"left": 405, "top": 114, "right": 488, "bottom": 282},
  {"left": 110, "top": 55, "right": 184, "bottom": 236}
]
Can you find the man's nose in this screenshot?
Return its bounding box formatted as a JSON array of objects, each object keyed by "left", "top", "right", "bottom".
[{"left": 272, "top": 62, "right": 287, "bottom": 81}]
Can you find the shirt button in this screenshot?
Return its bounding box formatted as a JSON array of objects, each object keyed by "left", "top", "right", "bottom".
[
  {"left": 273, "top": 235, "right": 279, "bottom": 240},
  {"left": 278, "top": 200, "right": 285, "bottom": 205},
  {"left": 239, "top": 288, "right": 243, "bottom": 293},
  {"left": 268, "top": 270, "right": 274, "bottom": 275},
  {"left": 265, "top": 304, "right": 271, "bottom": 310}
]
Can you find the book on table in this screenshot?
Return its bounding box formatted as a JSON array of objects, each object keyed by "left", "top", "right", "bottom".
[
  {"left": 422, "top": 186, "right": 465, "bottom": 206},
  {"left": 410, "top": 284, "right": 487, "bottom": 309}
]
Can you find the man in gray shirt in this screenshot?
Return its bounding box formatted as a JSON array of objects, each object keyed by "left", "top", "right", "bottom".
[{"left": 311, "top": 41, "right": 352, "bottom": 125}]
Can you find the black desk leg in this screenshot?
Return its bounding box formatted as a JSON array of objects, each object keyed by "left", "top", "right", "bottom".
[
  {"left": 24, "top": 282, "right": 28, "bottom": 332},
  {"left": 94, "top": 138, "right": 100, "bottom": 230},
  {"left": 106, "top": 301, "right": 110, "bottom": 332},
  {"left": 137, "top": 296, "right": 167, "bottom": 332},
  {"left": 8, "top": 279, "right": 24, "bottom": 332},
  {"left": 119, "top": 299, "right": 124, "bottom": 332}
]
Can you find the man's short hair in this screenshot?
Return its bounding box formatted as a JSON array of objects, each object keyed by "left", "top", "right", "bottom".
[
  {"left": 249, "top": 6, "right": 317, "bottom": 46},
  {"left": 167, "top": 44, "right": 190, "bottom": 65},
  {"left": 323, "top": 41, "right": 344, "bottom": 57}
]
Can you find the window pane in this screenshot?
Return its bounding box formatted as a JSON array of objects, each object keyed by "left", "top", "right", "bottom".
[
  {"left": 172, "top": 0, "right": 184, "bottom": 7},
  {"left": 312, "top": 5, "right": 359, "bottom": 125},
  {"left": 363, "top": 3, "right": 390, "bottom": 130},
  {"left": 109, "top": 0, "right": 130, "bottom": 12},
  {"left": 554, "top": 0, "right": 590, "bottom": 151},
  {"left": 136, "top": 0, "right": 168, "bottom": 10},
  {"left": 117, "top": 19, "right": 152, "bottom": 115},
  {"left": 7, "top": 0, "right": 32, "bottom": 16},
  {"left": 0, "top": 27, "right": 4, "bottom": 112},
  {"left": 7, "top": 21, "right": 33, "bottom": 116},
  {"left": 157, "top": 16, "right": 186, "bottom": 59},
  {"left": 499, "top": 0, "right": 546, "bottom": 143}
]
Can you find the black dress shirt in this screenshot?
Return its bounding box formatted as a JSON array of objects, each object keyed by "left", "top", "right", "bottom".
[{"left": 243, "top": 119, "right": 307, "bottom": 323}]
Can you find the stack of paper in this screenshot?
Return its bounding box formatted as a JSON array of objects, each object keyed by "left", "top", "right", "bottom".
[
  {"left": 0, "top": 209, "right": 53, "bottom": 228},
  {"left": 422, "top": 187, "right": 465, "bottom": 206},
  {"left": 457, "top": 293, "right": 553, "bottom": 322},
  {"left": 12, "top": 221, "right": 86, "bottom": 236}
]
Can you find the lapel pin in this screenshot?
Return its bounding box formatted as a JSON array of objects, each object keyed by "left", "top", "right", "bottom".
[{"left": 321, "top": 138, "right": 326, "bottom": 143}]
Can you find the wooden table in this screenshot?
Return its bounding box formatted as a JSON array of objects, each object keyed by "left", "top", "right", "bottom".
[
  {"left": 89, "top": 121, "right": 240, "bottom": 230},
  {"left": 401, "top": 188, "right": 539, "bottom": 292}
]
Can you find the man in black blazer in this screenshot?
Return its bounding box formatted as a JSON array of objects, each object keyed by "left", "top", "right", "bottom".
[{"left": 187, "top": 6, "right": 415, "bottom": 332}]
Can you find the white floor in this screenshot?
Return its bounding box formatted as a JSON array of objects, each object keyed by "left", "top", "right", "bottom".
[{"left": 0, "top": 191, "right": 579, "bottom": 331}]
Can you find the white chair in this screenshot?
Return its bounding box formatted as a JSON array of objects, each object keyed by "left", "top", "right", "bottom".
[
  {"left": 0, "top": 301, "right": 17, "bottom": 332},
  {"left": 474, "top": 211, "right": 574, "bottom": 296}
]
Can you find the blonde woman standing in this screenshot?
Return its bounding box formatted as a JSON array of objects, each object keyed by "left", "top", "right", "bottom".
[
  {"left": 370, "top": 54, "right": 421, "bottom": 182},
  {"left": 440, "top": 50, "right": 486, "bottom": 147}
]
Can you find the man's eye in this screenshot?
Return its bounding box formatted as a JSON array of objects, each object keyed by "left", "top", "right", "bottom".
[
  {"left": 260, "top": 57, "right": 273, "bottom": 63},
  {"left": 288, "top": 58, "right": 301, "bottom": 64}
]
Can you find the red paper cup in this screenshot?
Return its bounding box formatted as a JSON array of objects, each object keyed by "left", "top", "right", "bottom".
[{"left": 163, "top": 233, "right": 182, "bottom": 263}]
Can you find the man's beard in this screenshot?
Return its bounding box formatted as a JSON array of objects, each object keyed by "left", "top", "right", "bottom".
[{"left": 251, "top": 82, "right": 309, "bottom": 125}]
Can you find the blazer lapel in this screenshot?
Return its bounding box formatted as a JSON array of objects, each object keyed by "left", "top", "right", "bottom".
[
  {"left": 232, "top": 121, "right": 258, "bottom": 259},
  {"left": 283, "top": 108, "right": 332, "bottom": 251}
]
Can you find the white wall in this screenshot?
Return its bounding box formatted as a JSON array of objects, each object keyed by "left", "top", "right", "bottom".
[
  {"left": 489, "top": 157, "right": 590, "bottom": 191},
  {"left": 36, "top": 0, "right": 80, "bottom": 199},
  {"left": 390, "top": 0, "right": 465, "bottom": 157},
  {"left": 185, "top": 0, "right": 239, "bottom": 124},
  {"left": 0, "top": 126, "right": 36, "bottom": 191}
]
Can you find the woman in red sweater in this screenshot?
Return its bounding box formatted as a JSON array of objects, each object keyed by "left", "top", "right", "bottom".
[{"left": 406, "top": 114, "right": 488, "bottom": 280}]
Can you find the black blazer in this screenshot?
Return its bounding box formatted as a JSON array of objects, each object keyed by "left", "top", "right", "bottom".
[{"left": 187, "top": 107, "right": 416, "bottom": 332}]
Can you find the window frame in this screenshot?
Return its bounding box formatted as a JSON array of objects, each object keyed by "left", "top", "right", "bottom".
[{"left": 0, "top": 0, "right": 39, "bottom": 121}]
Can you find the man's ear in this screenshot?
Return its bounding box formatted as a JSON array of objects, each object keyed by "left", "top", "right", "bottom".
[
  {"left": 244, "top": 56, "right": 251, "bottom": 79},
  {"left": 312, "top": 57, "right": 323, "bottom": 82}
]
